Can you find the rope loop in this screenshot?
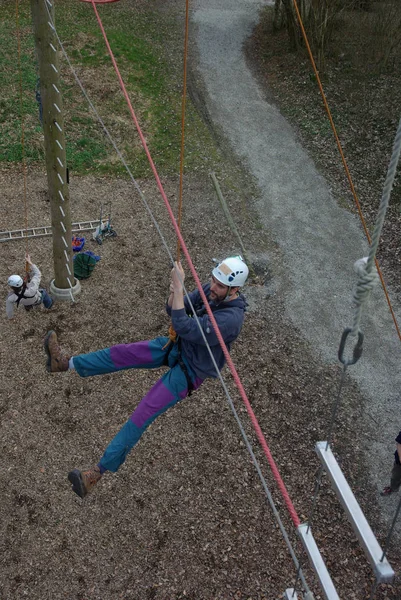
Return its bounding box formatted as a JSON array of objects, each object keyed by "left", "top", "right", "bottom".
[
  {"left": 352, "top": 256, "right": 379, "bottom": 308},
  {"left": 338, "top": 327, "right": 364, "bottom": 366}
]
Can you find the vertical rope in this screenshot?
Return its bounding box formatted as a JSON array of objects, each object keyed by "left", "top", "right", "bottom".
[
  {"left": 176, "top": 0, "right": 190, "bottom": 262},
  {"left": 81, "top": 2, "right": 302, "bottom": 528},
  {"left": 16, "top": 0, "right": 29, "bottom": 273},
  {"left": 292, "top": 0, "right": 401, "bottom": 344},
  {"left": 351, "top": 117, "right": 401, "bottom": 335}
]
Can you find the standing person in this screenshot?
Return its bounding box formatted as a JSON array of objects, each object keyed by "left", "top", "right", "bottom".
[
  {"left": 380, "top": 429, "right": 401, "bottom": 496},
  {"left": 44, "top": 256, "right": 249, "bottom": 498},
  {"left": 6, "top": 254, "right": 53, "bottom": 319}
]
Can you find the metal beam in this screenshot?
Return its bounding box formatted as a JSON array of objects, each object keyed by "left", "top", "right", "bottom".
[
  {"left": 315, "top": 442, "right": 394, "bottom": 583},
  {"left": 297, "top": 524, "right": 340, "bottom": 600},
  {"left": 284, "top": 589, "right": 299, "bottom": 600}
]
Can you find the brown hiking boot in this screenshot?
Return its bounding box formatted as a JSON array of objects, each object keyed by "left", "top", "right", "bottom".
[
  {"left": 44, "top": 330, "right": 69, "bottom": 373},
  {"left": 68, "top": 466, "right": 102, "bottom": 498}
]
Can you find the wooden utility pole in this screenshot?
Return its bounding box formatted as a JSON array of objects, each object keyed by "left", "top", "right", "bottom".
[{"left": 30, "top": 0, "right": 79, "bottom": 299}]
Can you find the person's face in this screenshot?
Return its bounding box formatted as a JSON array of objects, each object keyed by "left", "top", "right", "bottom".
[{"left": 210, "top": 275, "right": 237, "bottom": 302}]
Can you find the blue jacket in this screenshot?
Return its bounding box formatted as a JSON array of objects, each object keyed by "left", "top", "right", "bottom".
[{"left": 166, "top": 283, "right": 247, "bottom": 379}]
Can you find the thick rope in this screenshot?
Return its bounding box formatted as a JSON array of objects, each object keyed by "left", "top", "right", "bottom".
[
  {"left": 351, "top": 118, "right": 401, "bottom": 334},
  {"left": 80, "top": 0, "right": 301, "bottom": 528},
  {"left": 292, "top": 0, "right": 401, "bottom": 343}
]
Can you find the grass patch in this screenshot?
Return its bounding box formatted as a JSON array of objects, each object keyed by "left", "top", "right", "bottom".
[{"left": 0, "top": 0, "right": 220, "bottom": 177}]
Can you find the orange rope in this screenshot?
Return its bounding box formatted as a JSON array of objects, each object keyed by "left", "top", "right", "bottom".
[
  {"left": 164, "top": 0, "right": 191, "bottom": 350},
  {"left": 16, "top": 0, "right": 29, "bottom": 275},
  {"left": 176, "top": 0, "right": 190, "bottom": 262},
  {"left": 292, "top": 0, "right": 401, "bottom": 343}
]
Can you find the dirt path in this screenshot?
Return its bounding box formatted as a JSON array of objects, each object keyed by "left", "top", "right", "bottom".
[
  {"left": 1, "top": 2, "right": 401, "bottom": 599},
  {"left": 192, "top": 0, "right": 401, "bottom": 523}
]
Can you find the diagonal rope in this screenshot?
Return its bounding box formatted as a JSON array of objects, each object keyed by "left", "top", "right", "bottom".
[
  {"left": 292, "top": 0, "right": 401, "bottom": 344},
  {"left": 15, "top": 0, "right": 29, "bottom": 272},
  {"left": 291, "top": 4, "right": 401, "bottom": 581},
  {"left": 49, "top": 0, "right": 301, "bottom": 529},
  {"left": 85, "top": 0, "right": 301, "bottom": 528}
]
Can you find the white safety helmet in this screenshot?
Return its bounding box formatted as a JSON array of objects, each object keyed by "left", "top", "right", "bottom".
[
  {"left": 212, "top": 256, "right": 249, "bottom": 288},
  {"left": 8, "top": 274, "right": 23, "bottom": 288}
]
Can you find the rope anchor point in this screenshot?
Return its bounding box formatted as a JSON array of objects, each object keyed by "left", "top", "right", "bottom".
[{"left": 338, "top": 328, "right": 364, "bottom": 366}]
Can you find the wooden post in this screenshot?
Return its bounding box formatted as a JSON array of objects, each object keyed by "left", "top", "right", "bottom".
[{"left": 30, "top": 0, "right": 79, "bottom": 298}]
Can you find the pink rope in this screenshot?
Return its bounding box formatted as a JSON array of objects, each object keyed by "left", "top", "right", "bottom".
[{"left": 89, "top": 1, "right": 301, "bottom": 528}]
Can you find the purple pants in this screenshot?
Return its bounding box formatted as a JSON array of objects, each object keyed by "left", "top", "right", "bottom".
[{"left": 73, "top": 337, "right": 203, "bottom": 472}]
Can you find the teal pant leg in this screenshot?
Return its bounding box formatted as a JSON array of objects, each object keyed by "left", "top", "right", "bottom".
[{"left": 99, "top": 363, "right": 203, "bottom": 472}]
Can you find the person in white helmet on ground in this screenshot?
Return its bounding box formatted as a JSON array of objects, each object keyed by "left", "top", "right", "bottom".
[
  {"left": 43, "top": 255, "right": 249, "bottom": 499},
  {"left": 6, "top": 254, "right": 53, "bottom": 320}
]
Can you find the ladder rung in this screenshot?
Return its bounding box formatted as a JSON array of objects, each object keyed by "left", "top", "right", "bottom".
[
  {"left": 298, "top": 524, "right": 340, "bottom": 600},
  {"left": 0, "top": 220, "right": 98, "bottom": 242},
  {"left": 315, "top": 442, "right": 394, "bottom": 583}
]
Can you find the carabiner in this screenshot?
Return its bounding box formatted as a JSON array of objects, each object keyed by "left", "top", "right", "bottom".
[{"left": 338, "top": 327, "right": 364, "bottom": 366}]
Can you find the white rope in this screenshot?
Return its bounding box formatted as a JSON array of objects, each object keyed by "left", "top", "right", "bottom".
[
  {"left": 351, "top": 256, "right": 379, "bottom": 334},
  {"left": 350, "top": 116, "right": 401, "bottom": 335}
]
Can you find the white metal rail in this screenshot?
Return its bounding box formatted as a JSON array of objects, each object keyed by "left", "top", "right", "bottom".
[{"left": 315, "top": 442, "right": 394, "bottom": 584}]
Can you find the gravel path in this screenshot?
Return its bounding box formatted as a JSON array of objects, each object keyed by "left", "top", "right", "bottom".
[
  {"left": 1, "top": 2, "right": 400, "bottom": 598},
  {"left": 193, "top": 0, "right": 401, "bottom": 534}
]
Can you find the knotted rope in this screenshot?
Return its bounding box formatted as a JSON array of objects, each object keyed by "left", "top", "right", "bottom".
[{"left": 351, "top": 117, "right": 401, "bottom": 337}]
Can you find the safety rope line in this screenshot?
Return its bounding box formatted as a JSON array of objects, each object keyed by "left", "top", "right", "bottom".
[
  {"left": 303, "top": 118, "right": 401, "bottom": 596},
  {"left": 176, "top": 0, "right": 190, "bottom": 262},
  {"left": 219, "top": 370, "right": 313, "bottom": 597},
  {"left": 303, "top": 120, "right": 401, "bottom": 594},
  {"left": 49, "top": 12, "right": 320, "bottom": 599},
  {"left": 352, "top": 117, "right": 401, "bottom": 333},
  {"left": 52, "top": 0, "right": 301, "bottom": 529},
  {"left": 15, "top": 0, "right": 29, "bottom": 273},
  {"left": 306, "top": 364, "right": 348, "bottom": 535},
  {"left": 86, "top": 0, "right": 301, "bottom": 528},
  {"left": 292, "top": 0, "right": 401, "bottom": 344}
]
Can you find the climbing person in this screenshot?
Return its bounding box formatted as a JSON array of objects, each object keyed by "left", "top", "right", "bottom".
[
  {"left": 380, "top": 429, "right": 401, "bottom": 496},
  {"left": 6, "top": 254, "right": 53, "bottom": 319},
  {"left": 44, "top": 256, "right": 249, "bottom": 499}
]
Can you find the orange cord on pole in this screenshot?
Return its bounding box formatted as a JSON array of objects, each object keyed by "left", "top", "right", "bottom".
[
  {"left": 176, "top": 0, "right": 190, "bottom": 263},
  {"left": 164, "top": 0, "right": 191, "bottom": 350},
  {"left": 292, "top": 0, "right": 401, "bottom": 343},
  {"left": 16, "top": 0, "right": 29, "bottom": 277}
]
